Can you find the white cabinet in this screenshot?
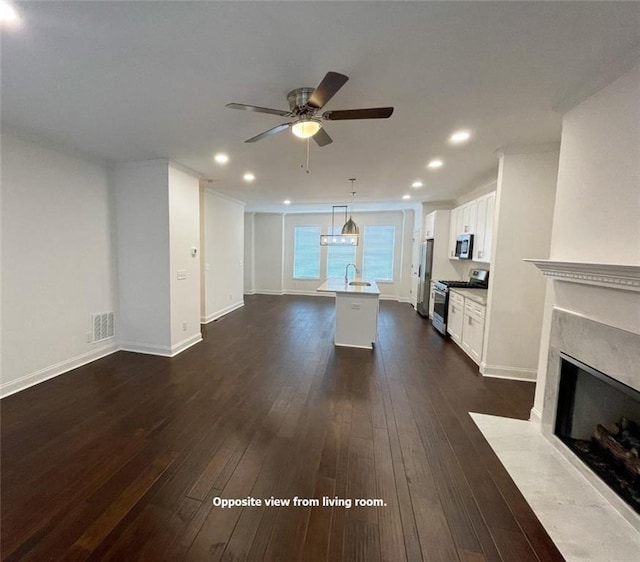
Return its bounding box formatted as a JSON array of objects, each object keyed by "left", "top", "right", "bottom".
[
  {"left": 428, "top": 282, "right": 436, "bottom": 318},
  {"left": 460, "top": 200, "right": 478, "bottom": 234},
  {"left": 424, "top": 211, "right": 436, "bottom": 239},
  {"left": 446, "top": 291, "right": 464, "bottom": 343},
  {"left": 461, "top": 300, "right": 486, "bottom": 364},
  {"left": 448, "top": 207, "right": 459, "bottom": 259},
  {"left": 473, "top": 192, "right": 495, "bottom": 263},
  {"left": 448, "top": 191, "right": 496, "bottom": 263}
]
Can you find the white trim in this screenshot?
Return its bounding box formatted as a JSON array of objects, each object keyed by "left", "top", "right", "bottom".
[
  {"left": 244, "top": 291, "right": 256, "bottom": 296},
  {"left": 121, "top": 333, "right": 202, "bottom": 357},
  {"left": 379, "top": 294, "right": 403, "bottom": 301},
  {"left": 170, "top": 334, "right": 203, "bottom": 356},
  {"left": 335, "top": 342, "right": 374, "bottom": 350},
  {"left": 203, "top": 187, "right": 246, "bottom": 207},
  {"left": 0, "top": 343, "right": 119, "bottom": 399},
  {"left": 529, "top": 407, "right": 542, "bottom": 424},
  {"left": 524, "top": 259, "right": 640, "bottom": 292},
  {"left": 201, "top": 301, "right": 245, "bottom": 324},
  {"left": 254, "top": 289, "right": 286, "bottom": 295},
  {"left": 480, "top": 362, "right": 537, "bottom": 382}
]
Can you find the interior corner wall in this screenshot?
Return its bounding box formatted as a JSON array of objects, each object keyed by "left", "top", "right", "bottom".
[
  {"left": 533, "top": 63, "right": 640, "bottom": 417},
  {"left": 481, "top": 148, "right": 559, "bottom": 381},
  {"left": 253, "top": 213, "right": 284, "bottom": 294},
  {"left": 201, "top": 189, "right": 245, "bottom": 323},
  {"left": 114, "top": 161, "right": 172, "bottom": 354},
  {"left": 243, "top": 212, "right": 255, "bottom": 294},
  {"left": 1, "top": 133, "right": 118, "bottom": 397},
  {"left": 168, "top": 166, "right": 202, "bottom": 350}
]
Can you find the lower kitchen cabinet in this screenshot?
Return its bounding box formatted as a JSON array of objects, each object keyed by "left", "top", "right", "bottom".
[
  {"left": 461, "top": 300, "right": 485, "bottom": 364},
  {"left": 446, "top": 291, "right": 464, "bottom": 344},
  {"left": 448, "top": 289, "right": 486, "bottom": 365}
]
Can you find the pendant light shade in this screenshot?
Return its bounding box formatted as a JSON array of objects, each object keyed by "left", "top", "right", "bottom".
[
  {"left": 341, "top": 216, "right": 359, "bottom": 235},
  {"left": 291, "top": 119, "right": 321, "bottom": 139}
]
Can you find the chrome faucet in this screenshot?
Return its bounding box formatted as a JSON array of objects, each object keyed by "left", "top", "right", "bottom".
[{"left": 345, "top": 263, "right": 360, "bottom": 284}]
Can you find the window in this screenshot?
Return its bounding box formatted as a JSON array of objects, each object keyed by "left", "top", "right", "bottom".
[
  {"left": 293, "top": 226, "right": 321, "bottom": 279},
  {"left": 326, "top": 226, "right": 357, "bottom": 279},
  {"left": 362, "top": 225, "right": 395, "bottom": 281}
]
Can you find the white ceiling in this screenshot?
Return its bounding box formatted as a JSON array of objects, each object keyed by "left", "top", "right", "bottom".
[{"left": 2, "top": 1, "right": 639, "bottom": 210}]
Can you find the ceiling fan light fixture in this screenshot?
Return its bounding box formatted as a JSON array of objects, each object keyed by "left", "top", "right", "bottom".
[{"left": 291, "top": 119, "right": 321, "bottom": 139}]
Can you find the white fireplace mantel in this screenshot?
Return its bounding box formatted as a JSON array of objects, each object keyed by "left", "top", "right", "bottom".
[{"left": 524, "top": 259, "right": 640, "bottom": 292}]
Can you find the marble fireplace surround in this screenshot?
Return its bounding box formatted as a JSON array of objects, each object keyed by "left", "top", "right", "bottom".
[{"left": 528, "top": 260, "right": 640, "bottom": 532}]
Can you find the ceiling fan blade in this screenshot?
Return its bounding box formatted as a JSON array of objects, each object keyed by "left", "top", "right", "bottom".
[
  {"left": 323, "top": 107, "right": 394, "bottom": 120},
  {"left": 245, "top": 123, "right": 291, "bottom": 143},
  {"left": 226, "top": 103, "right": 291, "bottom": 117},
  {"left": 307, "top": 72, "right": 349, "bottom": 109},
  {"left": 313, "top": 127, "right": 333, "bottom": 147}
]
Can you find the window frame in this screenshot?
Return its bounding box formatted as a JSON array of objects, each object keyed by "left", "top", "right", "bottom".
[{"left": 362, "top": 224, "right": 396, "bottom": 283}]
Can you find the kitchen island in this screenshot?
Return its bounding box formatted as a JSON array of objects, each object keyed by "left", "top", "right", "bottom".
[{"left": 317, "top": 278, "right": 381, "bottom": 349}]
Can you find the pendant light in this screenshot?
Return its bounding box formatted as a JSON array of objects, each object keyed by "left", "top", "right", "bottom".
[
  {"left": 342, "top": 181, "right": 359, "bottom": 235},
  {"left": 319, "top": 179, "right": 360, "bottom": 246}
]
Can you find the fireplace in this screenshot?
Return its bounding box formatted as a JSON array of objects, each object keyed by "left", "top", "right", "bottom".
[{"left": 554, "top": 353, "right": 640, "bottom": 514}]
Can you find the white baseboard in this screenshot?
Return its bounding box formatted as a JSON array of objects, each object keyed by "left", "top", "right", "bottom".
[
  {"left": 120, "top": 333, "right": 202, "bottom": 358},
  {"left": 480, "top": 362, "right": 537, "bottom": 382},
  {"left": 530, "top": 407, "right": 543, "bottom": 424},
  {"left": 254, "top": 289, "right": 285, "bottom": 296},
  {"left": 170, "top": 333, "right": 203, "bottom": 356},
  {"left": 201, "top": 301, "right": 244, "bottom": 324},
  {"left": 0, "top": 342, "right": 119, "bottom": 399},
  {"left": 244, "top": 290, "right": 256, "bottom": 295}
]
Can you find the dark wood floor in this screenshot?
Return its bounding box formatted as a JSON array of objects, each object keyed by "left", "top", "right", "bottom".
[{"left": 1, "top": 296, "right": 563, "bottom": 561}]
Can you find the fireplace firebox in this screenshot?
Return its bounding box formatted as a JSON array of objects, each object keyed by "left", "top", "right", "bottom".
[{"left": 555, "top": 353, "right": 640, "bottom": 514}]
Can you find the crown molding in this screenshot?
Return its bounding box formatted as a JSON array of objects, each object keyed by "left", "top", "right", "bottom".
[{"left": 524, "top": 259, "right": 640, "bottom": 292}]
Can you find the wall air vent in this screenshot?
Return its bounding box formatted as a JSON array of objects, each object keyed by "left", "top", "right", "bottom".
[{"left": 92, "top": 312, "right": 115, "bottom": 342}]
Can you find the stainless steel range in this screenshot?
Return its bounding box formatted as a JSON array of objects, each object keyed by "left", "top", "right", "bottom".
[{"left": 432, "top": 269, "right": 489, "bottom": 335}]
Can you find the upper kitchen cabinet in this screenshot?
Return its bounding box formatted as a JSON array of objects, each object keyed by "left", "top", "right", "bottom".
[
  {"left": 473, "top": 192, "right": 495, "bottom": 263},
  {"left": 448, "top": 191, "right": 496, "bottom": 263},
  {"left": 424, "top": 211, "right": 436, "bottom": 239}
]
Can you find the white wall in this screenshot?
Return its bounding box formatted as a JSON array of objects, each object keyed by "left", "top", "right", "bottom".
[
  {"left": 253, "top": 213, "right": 285, "bottom": 294},
  {"left": 243, "top": 212, "right": 255, "bottom": 294},
  {"left": 1, "top": 134, "right": 118, "bottom": 396},
  {"left": 550, "top": 64, "right": 640, "bottom": 265},
  {"left": 533, "top": 63, "right": 640, "bottom": 419},
  {"left": 168, "top": 166, "right": 202, "bottom": 349},
  {"left": 482, "top": 147, "right": 559, "bottom": 380},
  {"left": 201, "top": 189, "right": 245, "bottom": 322},
  {"left": 114, "top": 161, "right": 172, "bottom": 354}
]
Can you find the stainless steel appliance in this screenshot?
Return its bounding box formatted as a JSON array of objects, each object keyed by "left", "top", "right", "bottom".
[
  {"left": 432, "top": 269, "right": 489, "bottom": 335},
  {"left": 455, "top": 233, "right": 474, "bottom": 259},
  {"left": 416, "top": 239, "right": 434, "bottom": 317}
]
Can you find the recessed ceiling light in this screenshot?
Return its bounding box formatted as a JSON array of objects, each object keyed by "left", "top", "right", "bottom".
[
  {"left": 243, "top": 172, "right": 255, "bottom": 182},
  {"left": 214, "top": 152, "right": 229, "bottom": 164},
  {"left": 427, "top": 159, "right": 443, "bottom": 169},
  {"left": 449, "top": 130, "right": 471, "bottom": 144},
  {"left": 283, "top": 199, "right": 291, "bottom": 205},
  {"left": 0, "top": 2, "right": 20, "bottom": 24},
  {"left": 411, "top": 181, "right": 423, "bottom": 189},
  {"left": 402, "top": 194, "right": 411, "bottom": 200}
]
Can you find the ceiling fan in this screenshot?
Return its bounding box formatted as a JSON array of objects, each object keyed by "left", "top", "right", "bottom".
[{"left": 226, "top": 71, "right": 394, "bottom": 147}]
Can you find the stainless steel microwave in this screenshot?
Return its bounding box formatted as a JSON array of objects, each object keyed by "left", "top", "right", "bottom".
[{"left": 455, "top": 233, "right": 474, "bottom": 259}]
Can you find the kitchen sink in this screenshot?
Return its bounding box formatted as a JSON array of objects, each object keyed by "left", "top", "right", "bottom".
[{"left": 349, "top": 281, "right": 371, "bottom": 286}]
